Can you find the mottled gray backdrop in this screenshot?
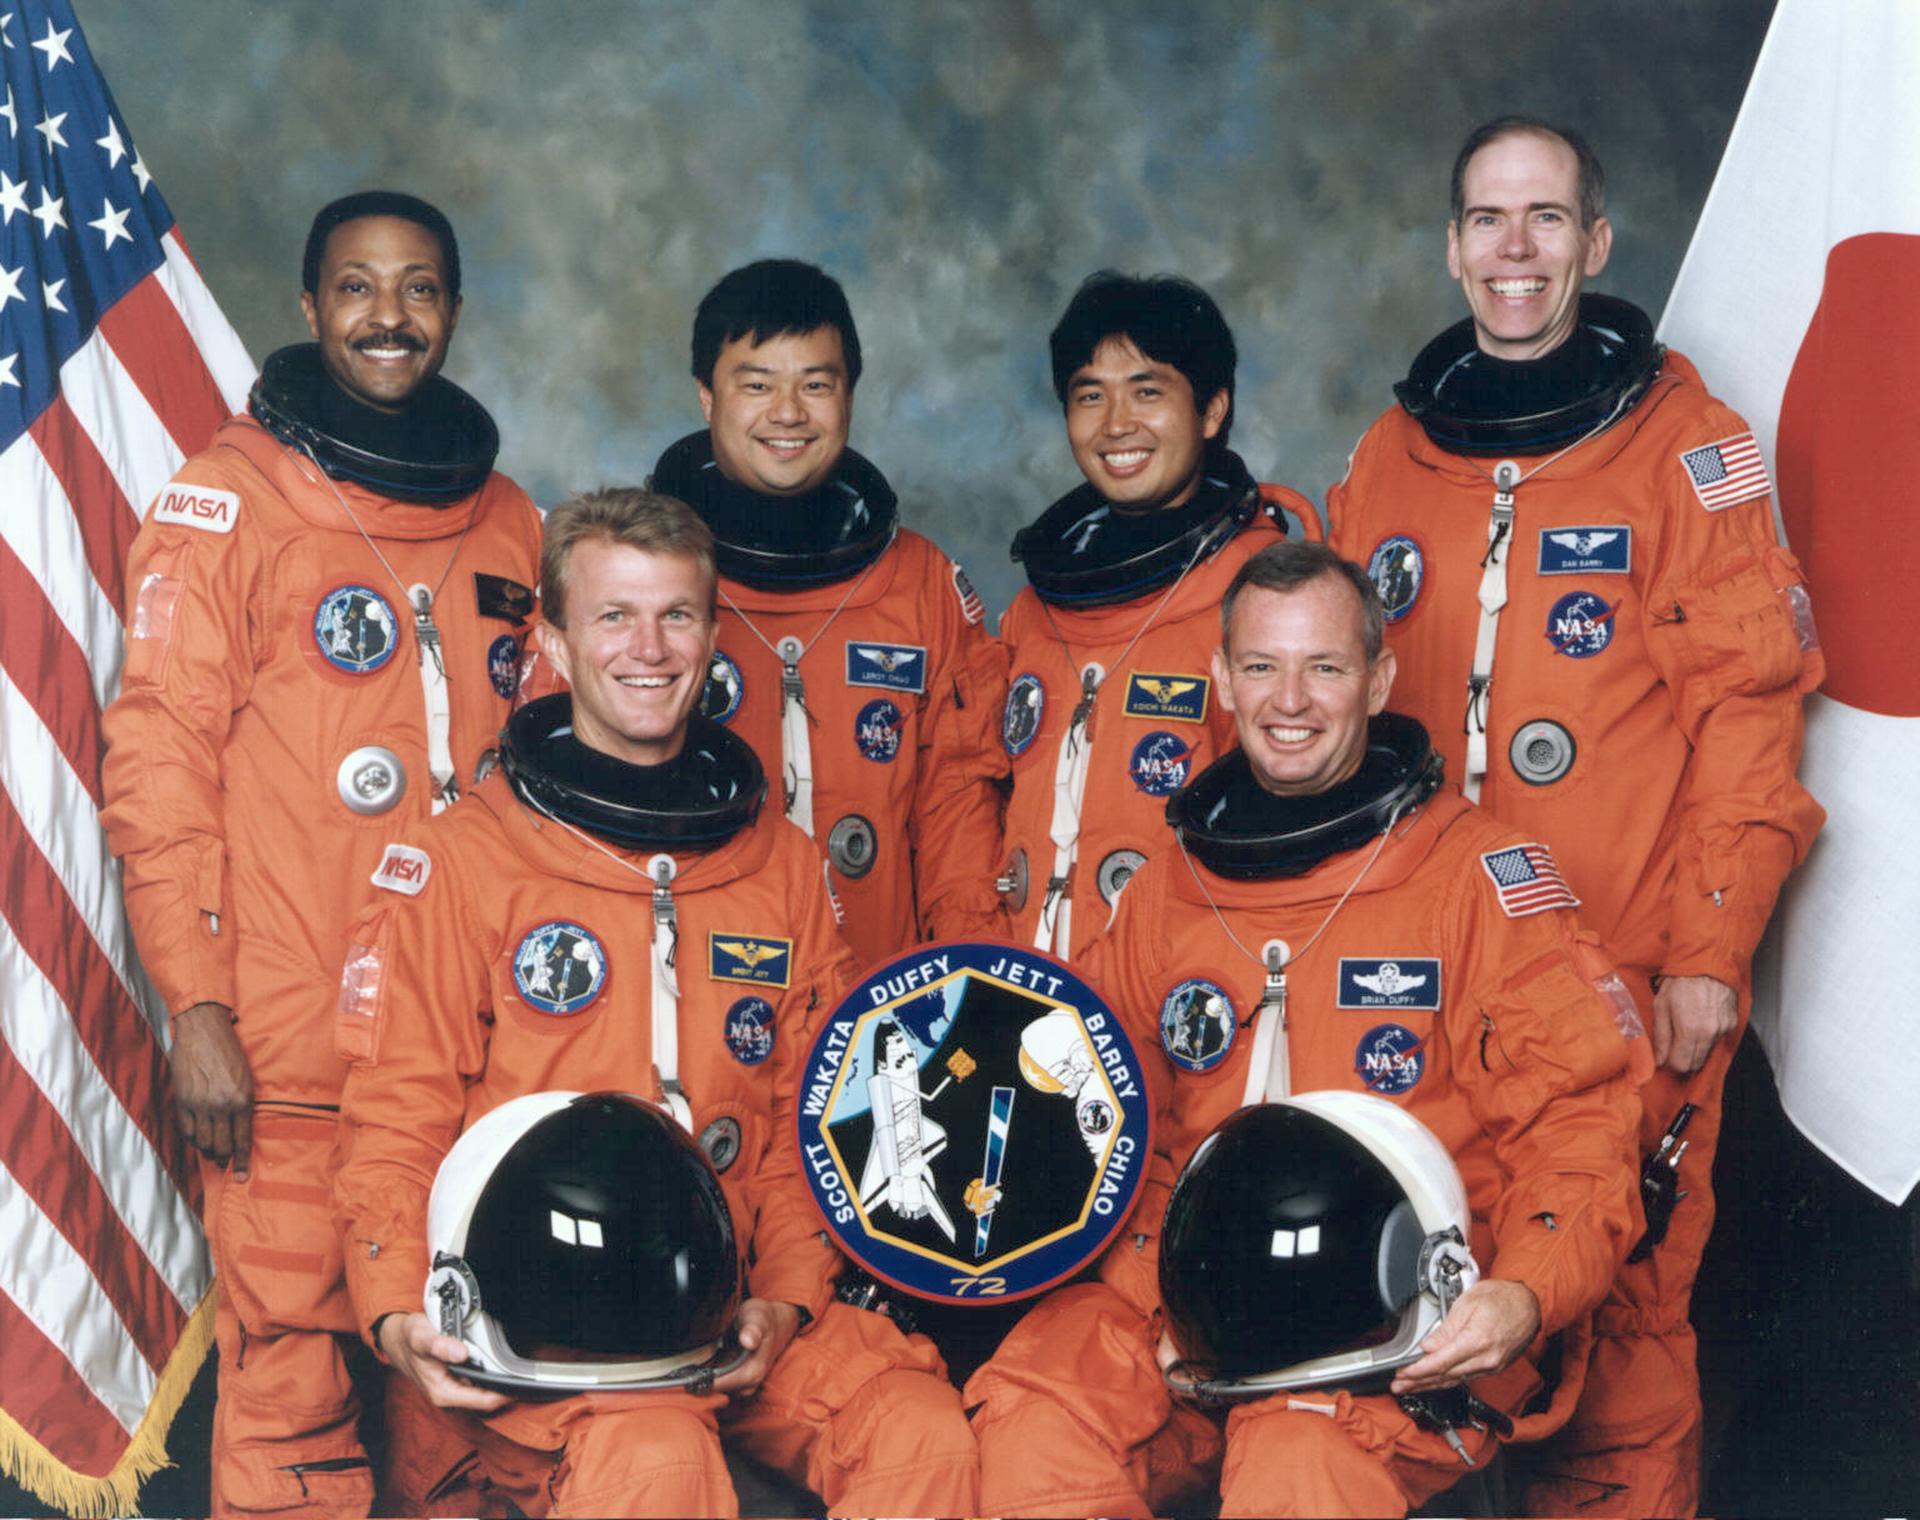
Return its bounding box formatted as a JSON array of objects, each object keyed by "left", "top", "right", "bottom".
[{"left": 87, "top": 1, "right": 1773, "bottom": 620}]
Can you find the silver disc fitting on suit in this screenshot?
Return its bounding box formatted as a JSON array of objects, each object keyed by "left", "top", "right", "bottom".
[
  {"left": 1509, "top": 719, "right": 1575, "bottom": 785},
  {"left": 827, "top": 814, "right": 877, "bottom": 878},
  {"left": 337, "top": 745, "right": 407, "bottom": 814}
]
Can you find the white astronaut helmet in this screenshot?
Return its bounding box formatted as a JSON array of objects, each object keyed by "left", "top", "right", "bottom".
[
  {"left": 1160, "top": 1090, "right": 1480, "bottom": 1400},
  {"left": 424, "top": 1090, "right": 745, "bottom": 1395}
]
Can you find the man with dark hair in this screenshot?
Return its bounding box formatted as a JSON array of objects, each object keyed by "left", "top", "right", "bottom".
[
  {"left": 333, "top": 489, "right": 978, "bottom": 1517},
  {"left": 101, "top": 192, "right": 542, "bottom": 1517},
  {"left": 968, "top": 542, "right": 1641, "bottom": 1517},
  {"left": 1328, "top": 115, "right": 1825, "bottom": 1515},
  {"left": 995, "top": 270, "right": 1315, "bottom": 960},
  {"left": 651, "top": 258, "right": 1008, "bottom": 964}
]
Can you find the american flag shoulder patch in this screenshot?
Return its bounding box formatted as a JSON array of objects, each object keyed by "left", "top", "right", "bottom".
[
  {"left": 952, "top": 562, "right": 985, "bottom": 624},
  {"left": 1479, "top": 842, "right": 1580, "bottom": 918},
  {"left": 1678, "top": 431, "right": 1770, "bottom": 512}
]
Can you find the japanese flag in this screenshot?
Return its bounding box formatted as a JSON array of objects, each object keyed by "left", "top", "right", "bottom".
[{"left": 1659, "top": 0, "right": 1920, "bottom": 1202}]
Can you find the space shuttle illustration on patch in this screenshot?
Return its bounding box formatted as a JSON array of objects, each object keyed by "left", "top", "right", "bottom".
[{"left": 857, "top": 1017, "right": 958, "bottom": 1241}]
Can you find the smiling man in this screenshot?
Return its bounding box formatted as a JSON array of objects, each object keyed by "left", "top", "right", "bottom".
[
  {"left": 100, "top": 191, "right": 544, "bottom": 1517},
  {"left": 996, "top": 272, "right": 1318, "bottom": 960},
  {"left": 968, "top": 542, "right": 1641, "bottom": 1518},
  {"left": 649, "top": 259, "right": 1008, "bottom": 966},
  {"left": 1326, "top": 116, "right": 1826, "bottom": 1515},
  {"left": 331, "top": 490, "right": 978, "bottom": 1518}
]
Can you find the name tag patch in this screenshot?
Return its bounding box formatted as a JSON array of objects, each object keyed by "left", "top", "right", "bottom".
[
  {"left": 152, "top": 484, "right": 240, "bottom": 534},
  {"left": 845, "top": 641, "right": 927, "bottom": 694},
  {"left": 370, "top": 843, "right": 431, "bottom": 896},
  {"left": 1123, "top": 672, "right": 1209, "bottom": 724},
  {"left": 473, "top": 572, "right": 535, "bottom": 624},
  {"left": 1538, "top": 527, "right": 1631, "bottom": 575},
  {"left": 709, "top": 933, "right": 793, "bottom": 987},
  {"left": 1337, "top": 958, "right": 1440, "bottom": 1011}
]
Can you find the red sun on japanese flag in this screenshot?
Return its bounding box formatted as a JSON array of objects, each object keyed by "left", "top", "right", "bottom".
[{"left": 1775, "top": 232, "right": 1920, "bottom": 717}]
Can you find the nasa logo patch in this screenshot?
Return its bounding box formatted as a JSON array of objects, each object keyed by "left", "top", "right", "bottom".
[
  {"left": 797, "top": 941, "right": 1152, "bottom": 1305},
  {"left": 700, "top": 651, "right": 744, "bottom": 725},
  {"left": 1129, "top": 731, "right": 1196, "bottom": 796},
  {"left": 1354, "top": 1023, "right": 1427, "bottom": 1094},
  {"left": 1545, "top": 590, "right": 1617, "bottom": 659},
  {"left": 369, "top": 843, "right": 431, "bottom": 896},
  {"left": 313, "top": 585, "right": 399, "bottom": 674},
  {"left": 724, "top": 995, "right": 776, "bottom": 1065},
  {"left": 1003, "top": 674, "right": 1044, "bottom": 757},
  {"left": 855, "top": 698, "right": 905, "bottom": 763},
  {"left": 1367, "top": 535, "right": 1423, "bottom": 623},
  {"left": 1538, "top": 526, "right": 1631, "bottom": 575},
  {"left": 1337, "top": 958, "right": 1442, "bottom": 1011},
  {"left": 152, "top": 484, "right": 240, "bottom": 534},
  {"left": 845, "top": 641, "right": 927, "bottom": 694},
  {"left": 486, "top": 634, "right": 519, "bottom": 698},
  {"left": 512, "top": 921, "right": 608, "bottom": 1016},
  {"left": 1159, "top": 978, "right": 1237, "bottom": 1074},
  {"left": 1123, "top": 672, "right": 1209, "bottom": 724}
]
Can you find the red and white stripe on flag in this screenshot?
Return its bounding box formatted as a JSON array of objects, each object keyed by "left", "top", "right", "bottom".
[
  {"left": 1, "top": 1, "right": 254, "bottom": 1512},
  {"left": 1659, "top": 0, "right": 1920, "bottom": 1203}
]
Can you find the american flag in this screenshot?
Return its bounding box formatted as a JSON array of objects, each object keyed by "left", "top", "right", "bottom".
[
  {"left": 1, "top": 1, "right": 253, "bottom": 1512},
  {"left": 1479, "top": 842, "right": 1581, "bottom": 918},
  {"left": 1679, "top": 430, "right": 1771, "bottom": 512}
]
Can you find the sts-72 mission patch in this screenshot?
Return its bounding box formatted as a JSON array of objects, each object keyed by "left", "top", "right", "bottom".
[{"left": 797, "top": 941, "right": 1152, "bottom": 1304}]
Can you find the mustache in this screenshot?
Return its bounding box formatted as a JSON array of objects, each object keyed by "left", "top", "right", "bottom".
[{"left": 352, "top": 332, "right": 428, "bottom": 353}]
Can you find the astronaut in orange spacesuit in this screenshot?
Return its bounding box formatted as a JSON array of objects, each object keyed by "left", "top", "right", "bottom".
[
  {"left": 332, "top": 489, "right": 979, "bottom": 1518},
  {"left": 648, "top": 259, "right": 1007, "bottom": 967},
  {"left": 995, "top": 271, "right": 1316, "bottom": 961},
  {"left": 100, "top": 192, "right": 543, "bottom": 1517},
  {"left": 1325, "top": 116, "right": 1825, "bottom": 1516}
]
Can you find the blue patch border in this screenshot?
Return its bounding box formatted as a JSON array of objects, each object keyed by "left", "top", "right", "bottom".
[
  {"left": 1336, "top": 958, "right": 1442, "bottom": 1012},
  {"left": 1354, "top": 1022, "right": 1427, "bottom": 1095},
  {"left": 1366, "top": 535, "right": 1424, "bottom": 624},
  {"left": 1537, "top": 525, "right": 1632, "bottom": 576},
  {"left": 795, "top": 941, "right": 1153, "bottom": 1306},
  {"left": 511, "top": 919, "right": 609, "bottom": 1016},
  {"left": 313, "top": 583, "right": 399, "bottom": 674},
  {"left": 844, "top": 641, "right": 928, "bottom": 694},
  {"left": 1159, "top": 977, "right": 1238, "bottom": 1074},
  {"left": 723, "top": 994, "right": 777, "bottom": 1066}
]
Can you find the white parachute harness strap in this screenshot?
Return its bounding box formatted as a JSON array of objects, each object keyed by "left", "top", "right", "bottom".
[
  {"left": 1454, "top": 389, "right": 1640, "bottom": 803},
  {"left": 1177, "top": 798, "right": 1415, "bottom": 1107},
  {"left": 1032, "top": 532, "right": 1218, "bottom": 952},
  {"left": 297, "top": 445, "right": 477, "bottom": 813},
  {"left": 1034, "top": 661, "right": 1101, "bottom": 954},
  {"left": 719, "top": 545, "right": 886, "bottom": 838},
  {"left": 512, "top": 790, "right": 697, "bottom": 1134},
  {"left": 647, "top": 853, "right": 693, "bottom": 1135}
]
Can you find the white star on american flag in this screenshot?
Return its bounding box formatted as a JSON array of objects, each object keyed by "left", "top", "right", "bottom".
[
  {"left": 31, "top": 187, "right": 63, "bottom": 236},
  {"left": 0, "top": 263, "right": 25, "bottom": 310},
  {"left": 96, "top": 116, "right": 125, "bottom": 167},
  {"left": 34, "top": 106, "right": 64, "bottom": 147},
  {"left": 0, "top": 352, "right": 19, "bottom": 389},
  {"left": 1, "top": 84, "right": 16, "bottom": 136},
  {"left": 88, "top": 196, "right": 131, "bottom": 248},
  {"left": 0, "top": 169, "right": 26, "bottom": 222},
  {"left": 42, "top": 276, "right": 66, "bottom": 314},
  {"left": 30, "top": 16, "right": 70, "bottom": 69},
  {"left": 0, "top": 12, "right": 16, "bottom": 49},
  {"left": 131, "top": 151, "right": 150, "bottom": 192}
]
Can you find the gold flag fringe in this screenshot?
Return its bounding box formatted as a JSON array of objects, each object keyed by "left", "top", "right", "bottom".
[{"left": 0, "top": 1287, "right": 216, "bottom": 1518}]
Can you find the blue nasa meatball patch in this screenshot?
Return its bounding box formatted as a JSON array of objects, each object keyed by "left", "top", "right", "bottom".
[
  {"left": 1366, "top": 535, "right": 1424, "bottom": 623},
  {"left": 855, "top": 698, "right": 905, "bottom": 762},
  {"left": 1159, "top": 978, "right": 1237, "bottom": 1074},
  {"left": 724, "top": 995, "right": 776, "bottom": 1065},
  {"left": 1129, "top": 731, "right": 1196, "bottom": 796},
  {"left": 313, "top": 584, "right": 399, "bottom": 673},
  {"left": 1545, "top": 590, "right": 1617, "bottom": 658},
  {"left": 1354, "top": 1022, "right": 1427, "bottom": 1094},
  {"left": 486, "top": 633, "right": 519, "bottom": 698},
  {"left": 1003, "top": 673, "right": 1044, "bottom": 757},
  {"left": 701, "top": 650, "right": 744, "bottom": 724},
  {"left": 512, "top": 921, "right": 608, "bottom": 1016}
]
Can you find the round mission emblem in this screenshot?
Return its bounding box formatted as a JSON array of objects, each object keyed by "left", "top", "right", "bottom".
[
  {"left": 1003, "top": 673, "right": 1044, "bottom": 758},
  {"left": 1366, "top": 535, "right": 1424, "bottom": 623},
  {"left": 511, "top": 921, "right": 608, "bottom": 1016},
  {"left": 700, "top": 651, "right": 744, "bottom": 724},
  {"left": 313, "top": 584, "right": 399, "bottom": 673},
  {"left": 1159, "top": 977, "right": 1237, "bottom": 1074},
  {"left": 796, "top": 940, "right": 1152, "bottom": 1305}
]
